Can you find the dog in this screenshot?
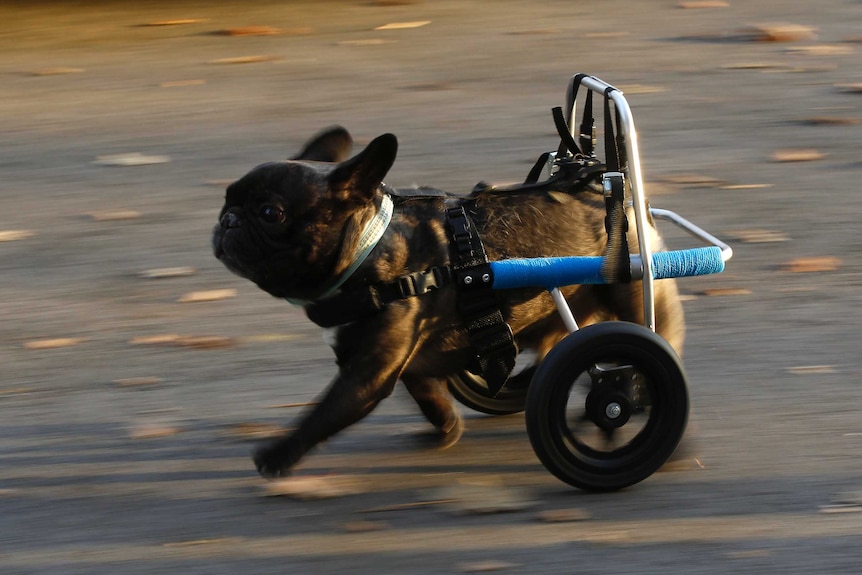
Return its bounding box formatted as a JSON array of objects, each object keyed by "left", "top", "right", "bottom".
[{"left": 212, "top": 126, "right": 685, "bottom": 478}]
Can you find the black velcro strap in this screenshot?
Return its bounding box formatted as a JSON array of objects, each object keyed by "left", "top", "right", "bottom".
[
  {"left": 523, "top": 151, "right": 551, "bottom": 184},
  {"left": 600, "top": 173, "right": 632, "bottom": 283},
  {"left": 579, "top": 90, "right": 596, "bottom": 158},
  {"left": 445, "top": 205, "right": 517, "bottom": 395},
  {"left": 603, "top": 88, "right": 621, "bottom": 173},
  {"left": 553, "top": 107, "right": 582, "bottom": 159}
]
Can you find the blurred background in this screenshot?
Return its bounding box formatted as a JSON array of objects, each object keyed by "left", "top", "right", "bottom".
[{"left": 1, "top": 1, "right": 861, "bottom": 573}]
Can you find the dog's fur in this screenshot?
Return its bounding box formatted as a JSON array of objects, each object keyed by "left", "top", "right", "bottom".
[{"left": 213, "top": 126, "right": 685, "bottom": 478}]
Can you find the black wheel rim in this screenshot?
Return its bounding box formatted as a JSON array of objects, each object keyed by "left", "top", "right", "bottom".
[
  {"left": 549, "top": 352, "right": 665, "bottom": 470},
  {"left": 526, "top": 323, "right": 689, "bottom": 491}
]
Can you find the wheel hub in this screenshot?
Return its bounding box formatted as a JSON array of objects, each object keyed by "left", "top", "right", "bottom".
[{"left": 585, "top": 364, "right": 637, "bottom": 430}]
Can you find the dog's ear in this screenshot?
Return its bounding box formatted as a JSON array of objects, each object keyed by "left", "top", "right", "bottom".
[
  {"left": 292, "top": 126, "right": 354, "bottom": 163},
  {"left": 328, "top": 133, "right": 398, "bottom": 200}
]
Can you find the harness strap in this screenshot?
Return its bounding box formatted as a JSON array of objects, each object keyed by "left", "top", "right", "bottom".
[
  {"left": 305, "top": 265, "right": 454, "bottom": 327},
  {"left": 445, "top": 205, "right": 517, "bottom": 395},
  {"left": 600, "top": 88, "right": 632, "bottom": 283}
]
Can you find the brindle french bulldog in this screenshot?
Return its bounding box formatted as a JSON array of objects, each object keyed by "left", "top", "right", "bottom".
[{"left": 212, "top": 126, "right": 685, "bottom": 478}]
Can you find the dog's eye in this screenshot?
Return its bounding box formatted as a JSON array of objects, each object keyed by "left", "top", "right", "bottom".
[{"left": 259, "top": 205, "right": 286, "bottom": 224}]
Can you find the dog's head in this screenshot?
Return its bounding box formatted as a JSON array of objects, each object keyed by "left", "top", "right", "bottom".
[{"left": 212, "top": 127, "right": 398, "bottom": 300}]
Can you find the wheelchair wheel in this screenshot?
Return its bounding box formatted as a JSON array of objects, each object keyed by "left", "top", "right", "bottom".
[
  {"left": 525, "top": 321, "right": 688, "bottom": 491},
  {"left": 447, "top": 368, "right": 532, "bottom": 416}
]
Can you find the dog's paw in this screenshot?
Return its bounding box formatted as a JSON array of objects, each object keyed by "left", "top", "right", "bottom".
[
  {"left": 252, "top": 446, "right": 293, "bottom": 479},
  {"left": 415, "top": 415, "right": 464, "bottom": 451},
  {"left": 437, "top": 415, "right": 464, "bottom": 450}
]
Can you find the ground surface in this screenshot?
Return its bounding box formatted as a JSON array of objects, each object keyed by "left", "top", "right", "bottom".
[{"left": 1, "top": 1, "right": 862, "bottom": 574}]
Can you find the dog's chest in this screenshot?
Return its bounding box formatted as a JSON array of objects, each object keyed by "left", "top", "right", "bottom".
[{"left": 321, "top": 327, "right": 341, "bottom": 350}]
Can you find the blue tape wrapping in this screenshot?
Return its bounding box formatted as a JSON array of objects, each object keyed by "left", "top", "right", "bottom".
[
  {"left": 490, "top": 256, "right": 605, "bottom": 290},
  {"left": 651, "top": 246, "right": 724, "bottom": 279},
  {"left": 490, "top": 247, "right": 724, "bottom": 290}
]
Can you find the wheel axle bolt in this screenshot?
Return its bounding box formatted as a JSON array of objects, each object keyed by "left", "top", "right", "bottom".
[{"left": 606, "top": 402, "right": 622, "bottom": 419}]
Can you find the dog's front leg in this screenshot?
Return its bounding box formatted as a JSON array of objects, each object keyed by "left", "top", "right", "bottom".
[{"left": 253, "top": 311, "right": 418, "bottom": 478}]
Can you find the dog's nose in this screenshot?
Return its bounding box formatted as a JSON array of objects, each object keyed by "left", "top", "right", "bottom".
[{"left": 220, "top": 210, "right": 241, "bottom": 229}]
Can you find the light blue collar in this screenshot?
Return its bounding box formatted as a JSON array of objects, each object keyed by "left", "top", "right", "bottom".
[{"left": 287, "top": 193, "right": 393, "bottom": 306}]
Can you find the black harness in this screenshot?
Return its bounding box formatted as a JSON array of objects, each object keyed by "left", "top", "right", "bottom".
[{"left": 303, "top": 75, "right": 631, "bottom": 395}]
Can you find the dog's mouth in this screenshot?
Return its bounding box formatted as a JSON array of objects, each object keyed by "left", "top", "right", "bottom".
[
  {"left": 212, "top": 222, "right": 262, "bottom": 277},
  {"left": 212, "top": 222, "right": 309, "bottom": 299}
]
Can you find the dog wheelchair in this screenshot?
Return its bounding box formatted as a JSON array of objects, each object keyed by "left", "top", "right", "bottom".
[{"left": 446, "top": 74, "right": 733, "bottom": 491}]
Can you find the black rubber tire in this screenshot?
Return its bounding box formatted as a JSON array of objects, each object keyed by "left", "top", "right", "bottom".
[
  {"left": 525, "top": 321, "right": 689, "bottom": 492},
  {"left": 447, "top": 369, "right": 530, "bottom": 416}
]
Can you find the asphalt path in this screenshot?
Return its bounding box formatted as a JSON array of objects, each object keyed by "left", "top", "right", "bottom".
[{"left": 1, "top": 1, "right": 862, "bottom": 573}]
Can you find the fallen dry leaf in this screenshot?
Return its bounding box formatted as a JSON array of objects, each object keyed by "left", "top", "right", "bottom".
[
  {"left": 369, "top": 0, "right": 418, "bottom": 5},
  {"left": 144, "top": 19, "right": 205, "bottom": 26},
  {"left": 780, "top": 256, "right": 841, "bottom": 272},
  {"left": 505, "top": 29, "right": 561, "bottom": 36},
  {"left": 31, "top": 67, "right": 85, "bottom": 76},
  {"left": 239, "top": 334, "right": 303, "bottom": 344},
  {"left": 88, "top": 210, "right": 142, "bottom": 221},
  {"left": 744, "top": 23, "right": 818, "bottom": 42},
  {"left": 800, "top": 116, "right": 861, "bottom": 126},
  {"left": 23, "top": 338, "right": 85, "bottom": 350},
  {"left": 113, "top": 377, "right": 164, "bottom": 387},
  {"left": 835, "top": 83, "right": 862, "bottom": 94},
  {"left": 785, "top": 365, "right": 836, "bottom": 375},
  {"left": 129, "top": 334, "right": 181, "bottom": 345},
  {"left": 726, "top": 550, "right": 775, "bottom": 559},
  {"left": 819, "top": 504, "right": 862, "bottom": 514},
  {"left": 726, "top": 229, "right": 789, "bottom": 243},
  {"left": 93, "top": 153, "right": 170, "bottom": 166},
  {"left": 176, "top": 335, "right": 234, "bottom": 349},
  {"left": 340, "top": 521, "right": 389, "bottom": 533},
  {"left": 0, "top": 230, "right": 35, "bottom": 242},
  {"left": 536, "top": 508, "right": 592, "bottom": 523},
  {"left": 337, "top": 39, "right": 393, "bottom": 46},
  {"left": 833, "top": 490, "right": 862, "bottom": 505},
  {"left": 177, "top": 288, "right": 236, "bottom": 303},
  {"left": 208, "top": 55, "right": 279, "bottom": 65},
  {"left": 677, "top": 0, "right": 729, "bottom": 7},
  {"left": 129, "top": 424, "right": 182, "bottom": 439},
  {"left": 584, "top": 31, "right": 630, "bottom": 39},
  {"left": 696, "top": 288, "right": 752, "bottom": 297},
  {"left": 785, "top": 45, "right": 854, "bottom": 56},
  {"left": 361, "top": 499, "right": 456, "bottom": 513},
  {"left": 721, "top": 62, "right": 785, "bottom": 70},
  {"left": 458, "top": 561, "right": 519, "bottom": 573},
  {"left": 139, "top": 267, "right": 196, "bottom": 279},
  {"left": 771, "top": 149, "right": 826, "bottom": 162},
  {"left": 225, "top": 422, "right": 287, "bottom": 440},
  {"left": 619, "top": 84, "right": 666, "bottom": 95},
  {"left": 401, "top": 82, "right": 454, "bottom": 91},
  {"left": 661, "top": 173, "right": 725, "bottom": 187},
  {"left": 163, "top": 537, "right": 244, "bottom": 547},
  {"left": 0, "top": 388, "right": 34, "bottom": 396},
  {"left": 432, "top": 483, "right": 535, "bottom": 515},
  {"left": 720, "top": 183, "right": 773, "bottom": 190},
  {"left": 214, "top": 26, "right": 282, "bottom": 36},
  {"left": 262, "top": 475, "right": 363, "bottom": 499},
  {"left": 374, "top": 21, "right": 431, "bottom": 31},
  {"left": 160, "top": 79, "right": 206, "bottom": 88}
]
